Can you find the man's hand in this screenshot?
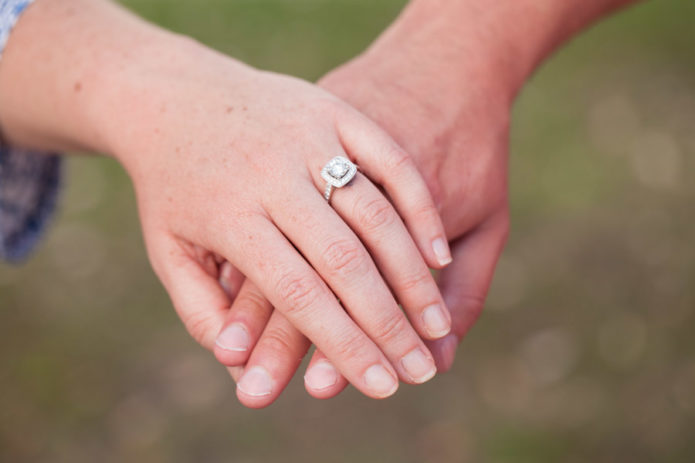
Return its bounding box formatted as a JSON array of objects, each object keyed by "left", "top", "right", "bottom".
[
  {"left": 318, "top": 49, "right": 511, "bottom": 372},
  {"left": 304, "top": 0, "right": 638, "bottom": 388},
  {"left": 218, "top": 22, "right": 512, "bottom": 404},
  {"left": 217, "top": 0, "right": 639, "bottom": 407}
]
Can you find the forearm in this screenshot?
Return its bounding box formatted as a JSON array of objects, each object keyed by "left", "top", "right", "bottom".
[
  {"left": 0, "top": 0, "right": 229, "bottom": 155},
  {"left": 365, "top": 0, "right": 640, "bottom": 101}
]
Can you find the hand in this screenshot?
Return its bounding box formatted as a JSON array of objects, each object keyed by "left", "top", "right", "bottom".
[
  {"left": 215, "top": 4, "right": 513, "bottom": 405},
  {"left": 106, "top": 40, "right": 457, "bottom": 404},
  {"left": 215, "top": 0, "right": 639, "bottom": 408},
  {"left": 301, "top": 0, "right": 637, "bottom": 395},
  {"left": 0, "top": 0, "right": 453, "bottom": 405},
  {"left": 319, "top": 50, "right": 511, "bottom": 373},
  {"left": 218, "top": 65, "right": 510, "bottom": 401}
]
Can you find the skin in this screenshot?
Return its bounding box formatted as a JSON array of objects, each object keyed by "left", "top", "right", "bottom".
[
  {"left": 217, "top": 0, "right": 640, "bottom": 407},
  {"left": 0, "top": 0, "right": 458, "bottom": 401}
]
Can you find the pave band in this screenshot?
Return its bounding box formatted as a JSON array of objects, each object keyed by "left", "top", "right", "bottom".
[
  {"left": 321, "top": 156, "right": 357, "bottom": 203},
  {"left": 324, "top": 184, "right": 334, "bottom": 201}
]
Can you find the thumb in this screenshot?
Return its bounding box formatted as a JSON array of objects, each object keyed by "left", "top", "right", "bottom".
[{"left": 426, "top": 217, "right": 508, "bottom": 372}]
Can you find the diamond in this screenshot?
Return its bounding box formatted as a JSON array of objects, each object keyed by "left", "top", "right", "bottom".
[
  {"left": 321, "top": 156, "right": 357, "bottom": 188},
  {"left": 328, "top": 161, "right": 349, "bottom": 179}
]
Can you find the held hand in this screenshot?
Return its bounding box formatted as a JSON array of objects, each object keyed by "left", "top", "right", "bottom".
[
  {"left": 103, "top": 41, "right": 453, "bottom": 405},
  {"left": 217, "top": 24, "right": 512, "bottom": 404},
  {"left": 319, "top": 50, "right": 511, "bottom": 372},
  {"left": 0, "top": 0, "right": 452, "bottom": 408},
  {"left": 292, "top": 0, "right": 636, "bottom": 396}
]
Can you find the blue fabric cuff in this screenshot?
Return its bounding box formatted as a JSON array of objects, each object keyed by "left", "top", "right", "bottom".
[
  {"left": 0, "top": 147, "right": 62, "bottom": 262},
  {"left": 0, "top": 0, "right": 62, "bottom": 263},
  {"left": 0, "top": 0, "right": 35, "bottom": 59}
]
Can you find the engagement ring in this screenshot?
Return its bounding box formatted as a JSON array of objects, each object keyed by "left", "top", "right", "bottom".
[{"left": 321, "top": 156, "right": 357, "bottom": 203}]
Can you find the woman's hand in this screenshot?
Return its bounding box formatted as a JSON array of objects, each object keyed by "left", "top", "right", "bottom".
[
  {"left": 107, "top": 42, "right": 456, "bottom": 403},
  {"left": 0, "top": 0, "right": 452, "bottom": 405}
]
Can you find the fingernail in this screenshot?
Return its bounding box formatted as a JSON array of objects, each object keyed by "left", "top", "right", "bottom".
[
  {"left": 401, "top": 348, "right": 436, "bottom": 384},
  {"left": 237, "top": 366, "right": 273, "bottom": 397},
  {"left": 422, "top": 304, "right": 451, "bottom": 338},
  {"left": 216, "top": 323, "right": 250, "bottom": 352},
  {"left": 220, "top": 260, "right": 233, "bottom": 282},
  {"left": 439, "top": 334, "right": 459, "bottom": 371},
  {"left": 304, "top": 360, "right": 339, "bottom": 391},
  {"left": 363, "top": 364, "right": 398, "bottom": 398},
  {"left": 432, "top": 237, "right": 453, "bottom": 266},
  {"left": 219, "top": 262, "right": 234, "bottom": 296}
]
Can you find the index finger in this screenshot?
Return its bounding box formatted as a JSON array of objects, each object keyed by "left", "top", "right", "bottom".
[{"left": 218, "top": 216, "right": 400, "bottom": 399}]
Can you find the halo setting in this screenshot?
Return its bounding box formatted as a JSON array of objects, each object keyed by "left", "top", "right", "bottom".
[{"left": 322, "top": 156, "right": 357, "bottom": 188}]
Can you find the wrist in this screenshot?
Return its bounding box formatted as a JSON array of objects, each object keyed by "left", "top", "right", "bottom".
[
  {"left": 86, "top": 31, "right": 203, "bottom": 156},
  {"left": 367, "top": 0, "right": 636, "bottom": 101},
  {"left": 0, "top": 0, "right": 254, "bottom": 162},
  {"left": 362, "top": 0, "right": 529, "bottom": 103},
  {"left": 88, "top": 31, "right": 253, "bottom": 168}
]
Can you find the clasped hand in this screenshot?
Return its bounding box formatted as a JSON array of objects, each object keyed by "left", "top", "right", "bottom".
[{"left": 112, "top": 45, "right": 460, "bottom": 406}]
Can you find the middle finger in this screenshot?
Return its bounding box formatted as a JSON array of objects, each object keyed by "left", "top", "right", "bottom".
[{"left": 268, "top": 181, "right": 437, "bottom": 385}]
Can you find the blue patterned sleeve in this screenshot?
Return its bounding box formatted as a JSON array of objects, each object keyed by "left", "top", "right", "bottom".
[{"left": 0, "top": 0, "right": 63, "bottom": 262}]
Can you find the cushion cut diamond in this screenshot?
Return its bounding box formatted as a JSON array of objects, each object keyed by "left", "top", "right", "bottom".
[
  {"left": 321, "top": 156, "right": 357, "bottom": 189},
  {"left": 328, "top": 160, "right": 349, "bottom": 178}
]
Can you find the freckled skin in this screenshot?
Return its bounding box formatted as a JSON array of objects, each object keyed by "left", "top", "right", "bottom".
[
  {"left": 0, "top": 0, "right": 454, "bottom": 403},
  {"left": 0, "top": 0, "right": 637, "bottom": 408}
]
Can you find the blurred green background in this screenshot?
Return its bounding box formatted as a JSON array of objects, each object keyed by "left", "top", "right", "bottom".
[{"left": 2, "top": 0, "right": 694, "bottom": 461}]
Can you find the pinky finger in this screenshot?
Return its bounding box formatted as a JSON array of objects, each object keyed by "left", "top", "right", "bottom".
[{"left": 151, "top": 237, "right": 229, "bottom": 351}]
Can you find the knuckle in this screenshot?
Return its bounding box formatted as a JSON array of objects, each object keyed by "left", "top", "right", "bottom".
[
  {"left": 414, "top": 203, "right": 440, "bottom": 224},
  {"left": 452, "top": 294, "right": 487, "bottom": 333},
  {"left": 399, "top": 271, "right": 433, "bottom": 293},
  {"left": 322, "top": 238, "right": 369, "bottom": 277},
  {"left": 315, "top": 96, "right": 343, "bottom": 117},
  {"left": 182, "top": 311, "right": 217, "bottom": 347},
  {"left": 383, "top": 144, "right": 412, "bottom": 173},
  {"left": 235, "top": 287, "right": 270, "bottom": 314},
  {"left": 258, "top": 325, "right": 298, "bottom": 358},
  {"left": 356, "top": 198, "right": 396, "bottom": 232},
  {"left": 274, "top": 272, "right": 320, "bottom": 316},
  {"left": 332, "top": 329, "right": 369, "bottom": 361},
  {"left": 372, "top": 313, "right": 410, "bottom": 345},
  {"left": 460, "top": 293, "right": 486, "bottom": 312}
]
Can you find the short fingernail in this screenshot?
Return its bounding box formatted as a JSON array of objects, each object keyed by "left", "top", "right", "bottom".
[
  {"left": 216, "top": 323, "right": 250, "bottom": 352},
  {"left": 363, "top": 364, "right": 398, "bottom": 398},
  {"left": 304, "top": 360, "right": 339, "bottom": 391},
  {"left": 219, "top": 262, "right": 234, "bottom": 296},
  {"left": 432, "top": 237, "right": 453, "bottom": 266},
  {"left": 401, "top": 348, "right": 436, "bottom": 384},
  {"left": 220, "top": 261, "right": 233, "bottom": 282},
  {"left": 439, "top": 334, "right": 459, "bottom": 371},
  {"left": 237, "top": 366, "right": 273, "bottom": 397},
  {"left": 422, "top": 304, "right": 452, "bottom": 338}
]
